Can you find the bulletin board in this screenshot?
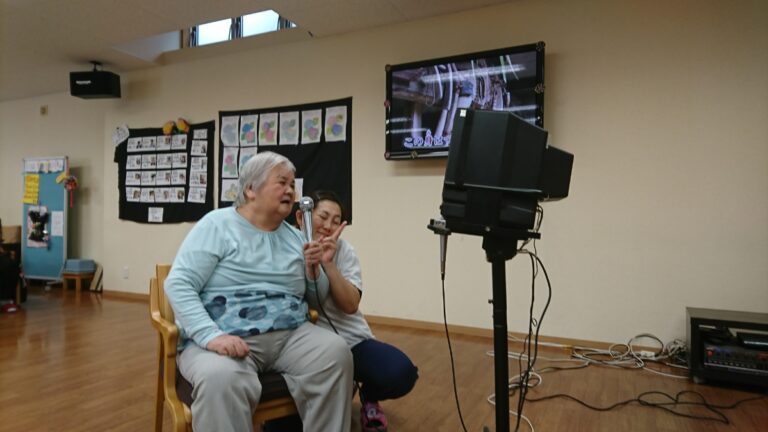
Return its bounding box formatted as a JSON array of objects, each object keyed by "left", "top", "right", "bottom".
[
  {"left": 218, "top": 97, "right": 353, "bottom": 223},
  {"left": 113, "top": 120, "right": 215, "bottom": 223},
  {"left": 21, "top": 156, "right": 68, "bottom": 281}
]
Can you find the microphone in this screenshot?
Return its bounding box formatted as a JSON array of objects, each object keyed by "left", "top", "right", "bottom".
[
  {"left": 298, "top": 196, "right": 314, "bottom": 243},
  {"left": 428, "top": 217, "right": 450, "bottom": 281},
  {"left": 437, "top": 218, "right": 448, "bottom": 281}
]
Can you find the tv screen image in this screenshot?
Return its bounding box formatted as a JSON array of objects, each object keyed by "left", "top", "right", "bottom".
[{"left": 385, "top": 42, "right": 544, "bottom": 159}]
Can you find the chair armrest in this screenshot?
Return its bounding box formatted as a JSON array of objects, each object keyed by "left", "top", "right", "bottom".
[
  {"left": 150, "top": 309, "right": 180, "bottom": 356},
  {"left": 149, "top": 278, "right": 179, "bottom": 356}
]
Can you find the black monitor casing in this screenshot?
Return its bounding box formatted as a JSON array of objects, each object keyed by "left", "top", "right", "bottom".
[{"left": 440, "top": 109, "right": 573, "bottom": 238}]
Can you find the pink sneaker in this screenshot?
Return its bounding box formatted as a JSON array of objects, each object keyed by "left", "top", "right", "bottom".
[{"left": 361, "top": 401, "right": 388, "bottom": 432}]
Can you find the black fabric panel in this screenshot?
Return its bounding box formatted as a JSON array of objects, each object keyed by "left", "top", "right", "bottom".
[
  {"left": 114, "top": 120, "right": 215, "bottom": 223},
  {"left": 218, "top": 98, "right": 353, "bottom": 224}
]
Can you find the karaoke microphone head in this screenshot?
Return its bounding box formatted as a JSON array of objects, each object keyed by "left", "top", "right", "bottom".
[
  {"left": 299, "top": 196, "right": 314, "bottom": 243},
  {"left": 299, "top": 196, "right": 314, "bottom": 212}
]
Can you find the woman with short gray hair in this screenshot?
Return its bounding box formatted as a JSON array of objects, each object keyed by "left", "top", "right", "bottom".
[{"left": 165, "top": 151, "right": 353, "bottom": 431}]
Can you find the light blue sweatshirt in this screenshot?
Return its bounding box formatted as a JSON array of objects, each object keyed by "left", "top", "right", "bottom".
[{"left": 164, "top": 207, "right": 328, "bottom": 350}]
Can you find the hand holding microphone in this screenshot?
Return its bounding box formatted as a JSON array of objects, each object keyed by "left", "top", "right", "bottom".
[
  {"left": 299, "top": 196, "right": 314, "bottom": 243},
  {"left": 299, "top": 196, "right": 323, "bottom": 278}
]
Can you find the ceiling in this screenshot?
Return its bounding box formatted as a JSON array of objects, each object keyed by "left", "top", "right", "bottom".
[{"left": 0, "top": 0, "right": 513, "bottom": 102}]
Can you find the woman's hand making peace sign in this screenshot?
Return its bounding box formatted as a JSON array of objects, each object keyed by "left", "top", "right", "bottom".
[{"left": 319, "top": 221, "right": 347, "bottom": 264}]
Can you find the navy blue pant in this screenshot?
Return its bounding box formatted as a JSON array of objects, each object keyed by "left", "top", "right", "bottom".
[
  {"left": 264, "top": 338, "right": 417, "bottom": 431},
  {"left": 352, "top": 338, "right": 418, "bottom": 403}
]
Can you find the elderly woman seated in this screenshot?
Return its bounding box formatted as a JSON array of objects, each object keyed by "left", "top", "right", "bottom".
[{"left": 164, "top": 151, "right": 353, "bottom": 432}]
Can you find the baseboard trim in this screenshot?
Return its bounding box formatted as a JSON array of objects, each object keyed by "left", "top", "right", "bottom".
[
  {"left": 102, "top": 290, "right": 149, "bottom": 303},
  {"left": 365, "top": 315, "right": 627, "bottom": 351},
  {"left": 94, "top": 295, "right": 647, "bottom": 351}
]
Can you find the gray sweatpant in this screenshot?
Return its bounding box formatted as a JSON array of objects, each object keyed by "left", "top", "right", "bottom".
[{"left": 178, "top": 322, "right": 353, "bottom": 432}]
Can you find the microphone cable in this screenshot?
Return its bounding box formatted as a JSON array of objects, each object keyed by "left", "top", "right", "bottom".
[
  {"left": 309, "top": 261, "right": 365, "bottom": 401},
  {"left": 441, "top": 275, "right": 470, "bottom": 432},
  {"left": 306, "top": 267, "right": 339, "bottom": 334}
]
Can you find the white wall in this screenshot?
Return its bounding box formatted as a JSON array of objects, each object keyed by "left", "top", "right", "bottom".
[
  {"left": 0, "top": 93, "right": 109, "bottom": 260},
  {"left": 2, "top": 0, "right": 767, "bottom": 344}
]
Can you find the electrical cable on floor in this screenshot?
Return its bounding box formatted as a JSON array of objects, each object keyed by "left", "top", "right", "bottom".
[
  {"left": 525, "top": 390, "right": 766, "bottom": 425},
  {"left": 494, "top": 316, "right": 761, "bottom": 425},
  {"left": 507, "top": 248, "right": 553, "bottom": 431},
  {"left": 488, "top": 348, "right": 764, "bottom": 425},
  {"left": 486, "top": 393, "right": 535, "bottom": 432}
]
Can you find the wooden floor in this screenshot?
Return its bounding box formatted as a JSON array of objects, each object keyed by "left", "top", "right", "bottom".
[{"left": 1, "top": 285, "right": 766, "bottom": 432}]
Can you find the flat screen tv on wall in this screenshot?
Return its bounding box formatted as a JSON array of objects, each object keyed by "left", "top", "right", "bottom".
[{"left": 385, "top": 41, "right": 545, "bottom": 160}]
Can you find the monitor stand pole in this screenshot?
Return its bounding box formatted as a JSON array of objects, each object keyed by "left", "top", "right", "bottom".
[
  {"left": 482, "top": 235, "right": 523, "bottom": 432},
  {"left": 428, "top": 219, "right": 536, "bottom": 432}
]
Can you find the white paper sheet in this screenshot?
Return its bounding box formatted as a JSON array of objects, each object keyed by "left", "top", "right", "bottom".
[
  {"left": 51, "top": 211, "right": 64, "bottom": 236},
  {"left": 148, "top": 207, "right": 164, "bottom": 223}
]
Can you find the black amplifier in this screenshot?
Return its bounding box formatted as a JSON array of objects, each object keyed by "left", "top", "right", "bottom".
[
  {"left": 703, "top": 339, "right": 768, "bottom": 376},
  {"left": 687, "top": 307, "right": 768, "bottom": 390}
]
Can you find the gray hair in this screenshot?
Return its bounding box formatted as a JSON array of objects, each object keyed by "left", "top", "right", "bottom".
[{"left": 234, "top": 151, "right": 296, "bottom": 207}]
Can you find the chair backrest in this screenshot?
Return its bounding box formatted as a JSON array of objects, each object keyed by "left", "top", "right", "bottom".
[
  {"left": 150, "top": 263, "right": 192, "bottom": 432},
  {"left": 155, "top": 264, "right": 173, "bottom": 321},
  {"left": 88, "top": 263, "right": 103, "bottom": 292}
]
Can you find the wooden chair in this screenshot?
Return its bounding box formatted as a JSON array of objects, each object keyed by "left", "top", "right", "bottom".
[{"left": 150, "top": 264, "right": 316, "bottom": 432}]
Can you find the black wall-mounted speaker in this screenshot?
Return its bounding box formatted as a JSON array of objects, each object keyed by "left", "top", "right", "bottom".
[{"left": 69, "top": 70, "right": 121, "bottom": 99}]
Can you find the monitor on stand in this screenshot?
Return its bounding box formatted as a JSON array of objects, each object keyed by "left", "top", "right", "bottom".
[{"left": 429, "top": 108, "right": 573, "bottom": 432}]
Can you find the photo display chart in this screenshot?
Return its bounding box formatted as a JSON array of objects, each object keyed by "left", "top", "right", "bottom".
[
  {"left": 218, "top": 97, "right": 353, "bottom": 223},
  {"left": 113, "top": 120, "right": 215, "bottom": 223}
]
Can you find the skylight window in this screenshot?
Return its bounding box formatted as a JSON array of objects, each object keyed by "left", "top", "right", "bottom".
[
  {"left": 189, "top": 10, "right": 296, "bottom": 47},
  {"left": 242, "top": 10, "right": 280, "bottom": 37},
  {"left": 196, "top": 18, "right": 233, "bottom": 46}
]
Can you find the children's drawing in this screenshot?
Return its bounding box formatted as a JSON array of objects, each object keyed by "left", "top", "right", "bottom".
[
  {"left": 222, "top": 147, "right": 239, "bottom": 178},
  {"left": 221, "top": 179, "right": 239, "bottom": 202},
  {"left": 324, "top": 106, "right": 347, "bottom": 142},
  {"left": 240, "top": 114, "right": 258, "bottom": 147},
  {"left": 259, "top": 113, "right": 278, "bottom": 146},
  {"left": 221, "top": 116, "right": 239, "bottom": 147},
  {"left": 239, "top": 147, "right": 258, "bottom": 171},
  {"left": 301, "top": 109, "right": 322, "bottom": 144},
  {"left": 279, "top": 112, "right": 299, "bottom": 145}
]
